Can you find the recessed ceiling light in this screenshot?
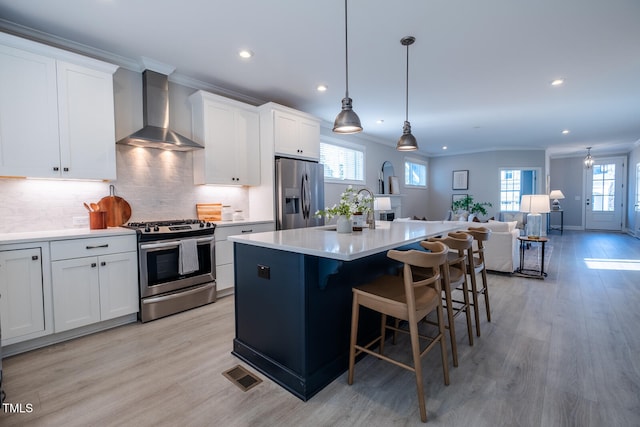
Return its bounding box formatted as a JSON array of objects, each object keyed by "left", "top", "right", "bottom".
[
  {"left": 376, "top": 119, "right": 384, "bottom": 124},
  {"left": 562, "top": 129, "right": 570, "bottom": 134},
  {"left": 238, "top": 50, "right": 253, "bottom": 59},
  {"left": 316, "top": 84, "right": 328, "bottom": 92},
  {"left": 551, "top": 78, "right": 565, "bottom": 86},
  {"left": 442, "top": 146, "right": 448, "bottom": 150}
]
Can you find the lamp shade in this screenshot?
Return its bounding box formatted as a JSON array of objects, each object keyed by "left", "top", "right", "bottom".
[
  {"left": 520, "top": 194, "right": 550, "bottom": 213},
  {"left": 374, "top": 196, "right": 392, "bottom": 211},
  {"left": 549, "top": 190, "right": 565, "bottom": 200}
]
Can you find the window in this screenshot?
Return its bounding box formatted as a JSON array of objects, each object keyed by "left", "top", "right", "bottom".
[
  {"left": 404, "top": 159, "right": 427, "bottom": 187},
  {"left": 500, "top": 169, "right": 522, "bottom": 211},
  {"left": 591, "top": 163, "right": 616, "bottom": 212},
  {"left": 320, "top": 141, "right": 364, "bottom": 183},
  {"left": 499, "top": 168, "right": 539, "bottom": 211}
]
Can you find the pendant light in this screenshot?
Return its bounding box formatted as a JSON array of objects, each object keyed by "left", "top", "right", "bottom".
[
  {"left": 333, "top": 0, "right": 362, "bottom": 134},
  {"left": 396, "top": 36, "right": 418, "bottom": 151},
  {"left": 584, "top": 146, "right": 594, "bottom": 169}
]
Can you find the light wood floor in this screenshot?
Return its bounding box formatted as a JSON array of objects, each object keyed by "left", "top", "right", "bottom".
[{"left": 2, "top": 231, "right": 640, "bottom": 426}]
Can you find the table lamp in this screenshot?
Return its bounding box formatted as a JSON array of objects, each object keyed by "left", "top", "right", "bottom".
[
  {"left": 374, "top": 196, "right": 392, "bottom": 220},
  {"left": 549, "top": 190, "right": 565, "bottom": 210},
  {"left": 520, "top": 194, "right": 550, "bottom": 239}
]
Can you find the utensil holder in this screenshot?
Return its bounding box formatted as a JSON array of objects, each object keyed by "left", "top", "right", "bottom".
[{"left": 89, "top": 211, "right": 107, "bottom": 229}]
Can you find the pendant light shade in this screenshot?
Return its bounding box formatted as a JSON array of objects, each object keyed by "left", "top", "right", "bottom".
[
  {"left": 396, "top": 36, "right": 418, "bottom": 151},
  {"left": 584, "top": 146, "right": 594, "bottom": 169},
  {"left": 333, "top": 0, "right": 362, "bottom": 134}
]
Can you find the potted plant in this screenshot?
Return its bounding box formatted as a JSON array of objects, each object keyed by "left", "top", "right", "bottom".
[
  {"left": 316, "top": 186, "right": 372, "bottom": 233},
  {"left": 452, "top": 195, "right": 492, "bottom": 217}
]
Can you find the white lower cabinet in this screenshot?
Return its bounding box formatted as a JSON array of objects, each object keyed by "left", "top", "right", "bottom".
[
  {"left": 0, "top": 247, "right": 45, "bottom": 341},
  {"left": 215, "top": 222, "right": 274, "bottom": 295},
  {"left": 51, "top": 235, "right": 138, "bottom": 333}
]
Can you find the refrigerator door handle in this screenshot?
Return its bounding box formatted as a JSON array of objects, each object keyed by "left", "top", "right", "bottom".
[
  {"left": 303, "top": 173, "right": 311, "bottom": 220},
  {"left": 301, "top": 174, "right": 308, "bottom": 219}
]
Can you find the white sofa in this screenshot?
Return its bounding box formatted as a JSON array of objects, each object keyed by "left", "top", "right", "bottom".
[
  {"left": 480, "top": 220, "right": 520, "bottom": 273},
  {"left": 394, "top": 218, "right": 520, "bottom": 273}
]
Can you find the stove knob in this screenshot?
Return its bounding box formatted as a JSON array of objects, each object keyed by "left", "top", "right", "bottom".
[
  {"left": 154, "top": 225, "right": 160, "bottom": 232},
  {"left": 206, "top": 222, "right": 212, "bottom": 227},
  {"left": 144, "top": 225, "right": 150, "bottom": 233},
  {"left": 199, "top": 222, "right": 205, "bottom": 228}
]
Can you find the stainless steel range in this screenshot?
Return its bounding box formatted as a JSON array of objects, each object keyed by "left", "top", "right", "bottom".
[{"left": 124, "top": 219, "right": 216, "bottom": 322}]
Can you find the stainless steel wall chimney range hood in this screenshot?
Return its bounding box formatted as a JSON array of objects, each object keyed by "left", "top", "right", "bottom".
[{"left": 117, "top": 70, "right": 203, "bottom": 151}]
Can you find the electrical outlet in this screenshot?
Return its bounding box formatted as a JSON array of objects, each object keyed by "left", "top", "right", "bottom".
[{"left": 73, "top": 216, "right": 89, "bottom": 226}]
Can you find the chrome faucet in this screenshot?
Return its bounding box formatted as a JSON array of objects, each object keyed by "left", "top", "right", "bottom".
[{"left": 357, "top": 187, "right": 376, "bottom": 229}]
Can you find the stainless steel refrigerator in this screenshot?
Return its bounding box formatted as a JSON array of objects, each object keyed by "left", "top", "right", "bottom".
[{"left": 275, "top": 157, "right": 325, "bottom": 230}]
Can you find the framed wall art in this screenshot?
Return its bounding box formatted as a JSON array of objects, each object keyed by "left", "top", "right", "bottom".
[{"left": 452, "top": 170, "right": 469, "bottom": 190}]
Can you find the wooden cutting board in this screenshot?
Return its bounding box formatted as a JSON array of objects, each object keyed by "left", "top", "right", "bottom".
[
  {"left": 197, "top": 203, "right": 222, "bottom": 221},
  {"left": 97, "top": 185, "right": 132, "bottom": 227}
]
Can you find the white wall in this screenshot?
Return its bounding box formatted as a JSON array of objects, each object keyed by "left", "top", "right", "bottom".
[
  {"left": 318, "top": 129, "right": 431, "bottom": 220},
  {"left": 0, "top": 69, "right": 249, "bottom": 233},
  {"left": 627, "top": 143, "right": 640, "bottom": 237},
  {"left": 428, "top": 150, "right": 547, "bottom": 221}
]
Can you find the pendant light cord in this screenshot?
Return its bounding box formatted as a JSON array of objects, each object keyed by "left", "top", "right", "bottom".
[
  {"left": 344, "top": 0, "right": 349, "bottom": 98},
  {"left": 405, "top": 42, "right": 409, "bottom": 122}
]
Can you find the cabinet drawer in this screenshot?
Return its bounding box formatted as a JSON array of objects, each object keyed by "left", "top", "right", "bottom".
[
  {"left": 216, "top": 222, "right": 274, "bottom": 241},
  {"left": 215, "top": 239, "right": 233, "bottom": 266},
  {"left": 51, "top": 235, "right": 137, "bottom": 260}
]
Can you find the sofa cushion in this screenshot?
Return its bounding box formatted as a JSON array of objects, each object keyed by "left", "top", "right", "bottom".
[
  {"left": 486, "top": 220, "right": 517, "bottom": 232},
  {"left": 500, "top": 212, "right": 526, "bottom": 230}
]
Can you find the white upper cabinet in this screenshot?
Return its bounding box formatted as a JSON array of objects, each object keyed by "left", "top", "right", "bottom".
[
  {"left": 190, "top": 90, "right": 260, "bottom": 186},
  {"left": 262, "top": 102, "right": 320, "bottom": 161},
  {"left": 0, "top": 33, "right": 118, "bottom": 180}
]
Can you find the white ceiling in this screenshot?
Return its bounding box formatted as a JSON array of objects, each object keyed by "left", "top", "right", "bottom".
[{"left": 1, "top": 0, "right": 639, "bottom": 158}]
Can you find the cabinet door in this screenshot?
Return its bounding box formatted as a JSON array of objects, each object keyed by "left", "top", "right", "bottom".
[
  {"left": 194, "top": 95, "right": 260, "bottom": 185},
  {"left": 201, "top": 101, "right": 237, "bottom": 184},
  {"left": 235, "top": 107, "right": 260, "bottom": 185},
  {"left": 98, "top": 251, "right": 139, "bottom": 320},
  {"left": 298, "top": 117, "right": 320, "bottom": 160},
  {"left": 273, "top": 110, "right": 300, "bottom": 157},
  {"left": 0, "top": 45, "right": 61, "bottom": 177},
  {"left": 56, "top": 61, "right": 116, "bottom": 180},
  {"left": 0, "top": 248, "right": 45, "bottom": 341},
  {"left": 51, "top": 257, "right": 101, "bottom": 332}
]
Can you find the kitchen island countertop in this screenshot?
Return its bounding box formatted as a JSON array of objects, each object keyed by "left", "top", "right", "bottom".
[{"left": 228, "top": 220, "right": 466, "bottom": 261}]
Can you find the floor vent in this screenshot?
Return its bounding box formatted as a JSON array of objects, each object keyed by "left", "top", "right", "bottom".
[{"left": 222, "top": 365, "right": 262, "bottom": 392}]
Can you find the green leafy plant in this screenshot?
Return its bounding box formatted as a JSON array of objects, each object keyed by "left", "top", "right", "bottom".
[
  {"left": 452, "top": 195, "right": 492, "bottom": 216},
  {"left": 315, "top": 186, "right": 372, "bottom": 220}
]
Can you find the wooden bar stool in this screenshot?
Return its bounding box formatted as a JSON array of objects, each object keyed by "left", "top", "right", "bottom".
[
  {"left": 422, "top": 232, "right": 475, "bottom": 367},
  {"left": 465, "top": 227, "right": 492, "bottom": 336},
  {"left": 348, "top": 241, "right": 449, "bottom": 423}
]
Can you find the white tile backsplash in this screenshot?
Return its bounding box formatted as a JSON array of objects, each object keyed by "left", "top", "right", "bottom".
[{"left": 0, "top": 145, "right": 249, "bottom": 233}]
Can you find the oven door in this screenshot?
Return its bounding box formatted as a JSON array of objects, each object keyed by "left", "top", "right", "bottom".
[{"left": 139, "top": 236, "right": 215, "bottom": 298}]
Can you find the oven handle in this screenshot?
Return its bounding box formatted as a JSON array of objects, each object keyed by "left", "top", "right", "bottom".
[
  {"left": 142, "top": 281, "right": 216, "bottom": 304},
  {"left": 140, "top": 236, "right": 214, "bottom": 251}
]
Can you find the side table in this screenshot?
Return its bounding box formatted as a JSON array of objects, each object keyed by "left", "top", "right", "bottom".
[
  {"left": 516, "top": 236, "right": 549, "bottom": 279},
  {"left": 547, "top": 210, "right": 563, "bottom": 234}
]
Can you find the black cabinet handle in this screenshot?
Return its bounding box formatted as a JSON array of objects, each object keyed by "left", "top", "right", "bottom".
[
  {"left": 86, "top": 244, "right": 109, "bottom": 249},
  {"left": 91, "top": 263, "right": 97, "bottom": 268},
  {"left": 32, "top": 255, "right": 39, "bottom": 261}
]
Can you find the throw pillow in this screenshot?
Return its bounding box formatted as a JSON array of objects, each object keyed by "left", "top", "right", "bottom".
[{"left": 486, "top": 220, "right": 509, "bottom": 232}]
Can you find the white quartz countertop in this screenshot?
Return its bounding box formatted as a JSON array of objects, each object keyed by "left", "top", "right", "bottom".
[
  {"left": 228, "top": 221, "right": 467, "bottom": 261},
  {"left": 0, "top": 227, "right": 137, "bottom": 246}
]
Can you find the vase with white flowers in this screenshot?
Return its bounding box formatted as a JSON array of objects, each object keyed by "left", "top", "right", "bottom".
[{"left": 315, "top": 186, "right": 373, "bottom": 233}]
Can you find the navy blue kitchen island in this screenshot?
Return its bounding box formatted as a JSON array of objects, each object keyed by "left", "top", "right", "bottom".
[{"left": 229, "top": 221, "right": 462, "bottom": 400}]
